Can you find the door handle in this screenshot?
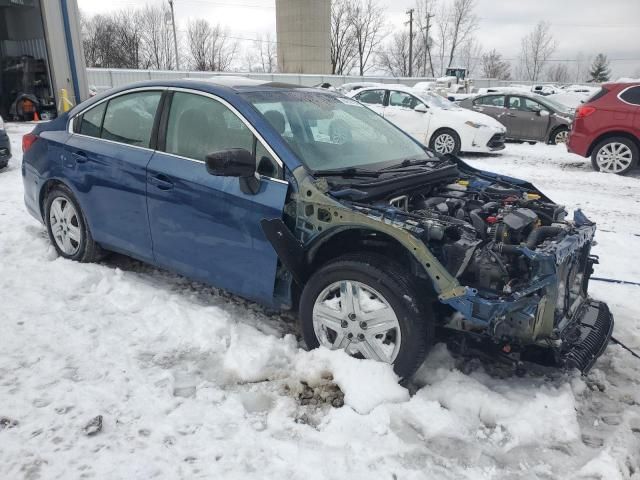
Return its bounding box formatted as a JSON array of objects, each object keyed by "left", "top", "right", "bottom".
[
  {"left": 72, "top": 151, "right": 88, "bottom": 163},
  {"left": 149, "top": 173, "right": 174, "bottom": 190}
]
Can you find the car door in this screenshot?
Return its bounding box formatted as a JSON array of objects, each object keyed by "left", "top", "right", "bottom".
[
  {"left": 146, "top": 90, "right": 288, "bottom": 305},
  {"left": 383, "top": 90, "right": 430, "bottom": 143},
  {"left": 470, "top": 95, "right": 506, "bottom": 123},
  {"left": 506, "top": 96, "right": 549, "bottom": 140},
  {"left": 353, "top": 89, "right": 387, "bottom": 115},
  {"left": 64, "top": 89, "right": 163, "bottom": 261}
]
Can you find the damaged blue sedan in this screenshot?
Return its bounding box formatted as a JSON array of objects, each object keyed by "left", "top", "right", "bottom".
[{"left": 21, "top": 78, "right": 613, "bottom": 378}]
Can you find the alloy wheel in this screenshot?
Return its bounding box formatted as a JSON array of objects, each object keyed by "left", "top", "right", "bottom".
[
  {"left": 49, "top": 197, "right": 81, "bottom": 255},
  {"left": 433, "top": 133, "right": 456, "bottom": 154},
  {"left": 312, "top": 280, "right": 402, "bottom": 363},
  {"left": 596, "top": 142, "right": 633, "bottom": 173},
  {"left": 555, "top": 130, "right": 568, "bottom": 144}
]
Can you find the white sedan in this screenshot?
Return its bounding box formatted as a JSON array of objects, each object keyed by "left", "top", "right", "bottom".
[{"left": 347, "top": 86, "right": 506, "bottom": 155}]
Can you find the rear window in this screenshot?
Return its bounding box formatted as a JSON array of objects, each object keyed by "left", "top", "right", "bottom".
[
  {"left": 619, "top": 86, "right": 640, "bottom": 106},
  {"left": 586, "top": 88, "right": 608, "bottom": 103}
]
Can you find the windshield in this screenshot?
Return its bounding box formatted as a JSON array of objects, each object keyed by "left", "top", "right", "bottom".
[
  {"left": 415, "top": 91, "right": 455, "bottom": 110},
  {"left": 540, "top": 96, "right": 573, "bottom": 114},
  {"left": 242, "top": 90, "right": 430, "bottom": 172}
]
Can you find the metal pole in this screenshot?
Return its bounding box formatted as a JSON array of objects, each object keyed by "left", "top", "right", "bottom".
[
  {"left": 406, "top": 9, "right": 414, "bottom": 77},
  {"left": 169, "top": 0, "right": 180, "bottom": 70}
]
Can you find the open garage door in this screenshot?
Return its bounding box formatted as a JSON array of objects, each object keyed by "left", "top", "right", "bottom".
[{"left": 0, "top": 0, "right": 56, "bottom": 121}]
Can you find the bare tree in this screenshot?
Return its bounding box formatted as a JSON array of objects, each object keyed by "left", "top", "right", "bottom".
[
  {"left": 519, "top": 21, "right": 556, "bottom": 82},
  {"left": 547, "top": 62, "right": 570, "bottom": 83},
  {"left": 481, "top": 49, "right": 511, "bottom": 80},
  {"left": 458, "top": 38, "right": 482, "bottom": 76},
  {"left": 349, "top": 0, "right": 386, "bottom": 76},
  {"left": 186, "top": 19, "right": 238, "bottom": 71},
  {"left": 187, "top": 19, "right": 212, "bottom": 71},
  {"left": 445, "top": 0, "right": 477, "bottom": 69},
  {"left": 330, "top": 0, "right": 358, "bottom": 74},
  {"left": 377, "top": 31, "right": 411, "bottom": 77},
  {"left": 139, "top": 4, "right": 176, "bottom": 70},
  {"left": 414, "top": 0, "right": 437, "bottom": 77},
  {"left": 252, "top": 33, "right": 277, "bottom": 73},
  {"left": 571, "top": 52, "right": 590, "bottom": 83}
]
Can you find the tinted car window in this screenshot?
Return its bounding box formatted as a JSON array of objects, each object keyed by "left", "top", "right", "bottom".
[
  {"left": 166, "top": 92, "right": 254, "bottom": 161},
  {"left": 620, "top": 86, "right": 640, "bottom": 106},
  {"left": 101, "top": 91, "right": 162, "bottom": 147},
  {"left": 474, "top": 95, "right": 505, "bottom": 107},
  {"left": 355, "top": 89, "right": 386, "bottom": 106},
  {"left": 508, "top": 96, "right": 544, "bottom": 112},
  {"left": 79, "top": 102, "right": 106, "bottom": 138},
  {"left": 389, "top": 91, "right": 420, "bottom": 109}
]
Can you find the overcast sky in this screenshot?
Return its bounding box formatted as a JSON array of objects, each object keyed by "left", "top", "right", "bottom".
[{"left": 77, "top": 0, "right": 640, "bottom": 78}]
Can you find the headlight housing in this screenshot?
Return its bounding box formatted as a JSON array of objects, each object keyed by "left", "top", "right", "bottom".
[{"left": 465, "top": 120, "right": 488, "bottom": 129}]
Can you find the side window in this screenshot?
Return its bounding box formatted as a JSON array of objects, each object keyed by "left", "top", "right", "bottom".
[
  {"left": 165, "top": 92, "right": 282, "bottom": 178},
  {"left": 355, "top": 89, "right": 386, "bottom": 106},
  {"left": 475, "top": 95, "right": 505, "bottom": 107},
  {"left": 78, "top": 102, "right": 106, "bottom": 138},
  {"left": 509, "top": 97, "right": 545, "bottom": 112},
  {"left": 389, "top": 91, "right": 419, "bottom": 109},
  {"left": 102, "top": 91, "right": 162, "bottom": 147},
  {"left": 620, "top": 86, "right": 640, "bottom": 106}
]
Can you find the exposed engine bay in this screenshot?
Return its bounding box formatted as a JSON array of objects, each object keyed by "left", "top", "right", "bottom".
[
  {"left": 319, "top": 156, "right": 611, "bottom": 372},
  {"left": 380, "top": 175, "right": 569, "bottom": 295}
]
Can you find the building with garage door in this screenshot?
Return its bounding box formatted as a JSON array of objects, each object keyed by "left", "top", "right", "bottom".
[{"left": 0, "top": 0, "right": 86, "bottom": 120}]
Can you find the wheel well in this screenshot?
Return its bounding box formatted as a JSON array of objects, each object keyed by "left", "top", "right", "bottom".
[
  {"left": 429, "top": 127, "right": 459, "bottom": 146},
  {"left": 307, "top": 228, "right": 431, "bottom": 285},
  {"left": 587, "top": 131, "right": 640, "bottom": 157},
  {"left": 38, "top": 179, "right": 65, "bottom": 219}
]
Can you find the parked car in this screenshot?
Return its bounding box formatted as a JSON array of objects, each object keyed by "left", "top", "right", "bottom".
[
  {"left": 567, "top": 82, "right": 640, "bottom": 175},
  {"left": 459, "top": 92, "right": 573, "bottom": 145},
  {"left": 0, "top": 116, "right": 11, "bottom": 169},
  {"left": 22, "top": 79, "right": 613, "bottom": 378},
  {"left": 348, "top": 85, "right": 506, "bottom": 155}
]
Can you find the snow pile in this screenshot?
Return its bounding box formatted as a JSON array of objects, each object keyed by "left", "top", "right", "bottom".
[{"left": 1, "top": 124, "right": 639, "bottom": 479}]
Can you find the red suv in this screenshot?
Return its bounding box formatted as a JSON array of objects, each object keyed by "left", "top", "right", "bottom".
[{"left": 567, "top": 82, "right": 640, "bottom": 175}]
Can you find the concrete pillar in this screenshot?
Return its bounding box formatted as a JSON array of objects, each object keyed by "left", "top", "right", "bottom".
[{"left": 276, "top": 0, "right": 331, "bottom": 74}]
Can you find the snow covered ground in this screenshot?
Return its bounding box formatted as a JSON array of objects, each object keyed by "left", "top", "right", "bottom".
[{"left": 1, "top": 123, "right": 639, "bottom": 479}]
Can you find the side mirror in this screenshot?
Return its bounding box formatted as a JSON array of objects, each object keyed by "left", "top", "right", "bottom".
[
  {"left": 539, "top": 109, "right": 550, "bottom": 117},
  {"left": 414, "top": 103, "right": 429, "bottom": 113},
  {"left": 205, "top": 148, "right": 255, "bottom": 177}
]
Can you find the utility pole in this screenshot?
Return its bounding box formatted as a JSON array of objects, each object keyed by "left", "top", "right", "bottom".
[
  {"left": 168, "top": 0, "right": 180, "bottom": 70},
  {"left": 406, "top": 9, "right": 414, "bottom": 77},
  {"left": 422, "top": 13, "right": 435, "bottom": 77}
]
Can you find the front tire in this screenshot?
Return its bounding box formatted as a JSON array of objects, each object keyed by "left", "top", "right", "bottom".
[
  {"left": 45, "top": 185, "right": 103, "bottom": 262},
  {"left": 429, "top": 128, "right": 461, "bottom": 155},
  {"left": 549, "top": 126, "right": 569, "bottom": 145},
  {"left": 299, "top": 253, "right": 433, "bottom": 379},
  {"left": 590, "top": 137, "right": 639, "bottom": 175}
]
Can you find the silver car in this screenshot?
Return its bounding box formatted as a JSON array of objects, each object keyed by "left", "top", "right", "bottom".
[{"left": 459, "top": 92, "right": 573, "bottom": 145}]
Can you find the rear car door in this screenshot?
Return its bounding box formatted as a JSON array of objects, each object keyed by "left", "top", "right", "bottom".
[
  {"left": 383, "top": 90, "right": 430, "bottom": 143},
  {"left": 471, "top": 95, "right": 507, "bottom": 124},
  {"left": 353, "top": 89, "right": 387, "bottom": 115},
  {"left": 146, "top": 90, "right": 288, "bottom": 305},
  {"left": 506, "top": 96, "right": 549, "bottom": 140},
  {"left": 64, "top": 89, "right": 163, "bottom": 261}
]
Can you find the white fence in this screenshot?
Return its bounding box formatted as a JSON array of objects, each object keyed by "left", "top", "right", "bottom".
[{"left": 86, "top": 68, "right": 561, "bottom": 93}]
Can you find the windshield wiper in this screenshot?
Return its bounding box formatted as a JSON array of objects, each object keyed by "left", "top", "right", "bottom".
[
  {"left": 380, "top": 157, "right": 444, "bottom": 171},
  {"left": 314, "top": 167, "right": 381, "bottom": 178}
]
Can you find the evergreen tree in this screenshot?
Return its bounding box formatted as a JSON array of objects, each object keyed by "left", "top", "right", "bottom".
[{"left": 589, "top": 53, "right": 611, "bottom": 82}]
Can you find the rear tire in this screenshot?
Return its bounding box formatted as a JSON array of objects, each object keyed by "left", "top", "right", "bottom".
[
  {"left": 299, "top": 253, "right": 433, "bottom": 379},
  {"left": 44, "top": 185, "right": 103, "bottom": 262},
  {"left": 429, "top": 128, "right": 461, "bottom": 155},
  {"left": 590, "top": 136, "right": 639, "bottom": 175}
]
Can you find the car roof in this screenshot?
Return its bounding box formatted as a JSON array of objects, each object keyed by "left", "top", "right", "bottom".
[
  {"left": 354, "top": 85, "right": 422, "bottom": 95},
  {"left": 69, "top": 77, "right": 336, "bottom": 116}
]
